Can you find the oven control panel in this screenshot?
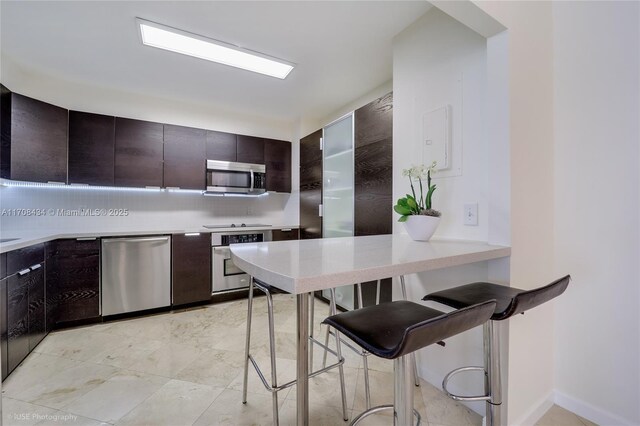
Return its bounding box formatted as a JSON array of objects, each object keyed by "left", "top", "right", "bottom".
[
  {"left": 222, "top": 233, "right": 264, "bottom": 245},
  {"left": 211, "top": 230, "right": 272, "bottom": 247}
]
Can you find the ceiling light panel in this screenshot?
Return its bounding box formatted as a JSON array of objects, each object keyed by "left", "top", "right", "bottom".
[{"left": 137, "top": 19, "right": 294, "bottom": 79}]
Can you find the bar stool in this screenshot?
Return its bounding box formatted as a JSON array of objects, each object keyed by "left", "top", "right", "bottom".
[
  {"left": 321, "top": 276, "right": 421, "bottom": 409},
  {"left": 242, "top": 278, "right": 349, "bottom": 425},
  {"left": 423, "top": 275, "right": 571, "bottom": 426},
  {"left": 323, "top": 299, "right": 497, "bottom": 425}
]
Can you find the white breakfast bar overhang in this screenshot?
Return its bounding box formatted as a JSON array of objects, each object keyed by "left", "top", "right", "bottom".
[{"left": 230, "top": 234, "right": 511, "bottom": 425}]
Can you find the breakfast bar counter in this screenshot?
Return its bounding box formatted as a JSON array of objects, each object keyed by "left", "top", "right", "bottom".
[{"left": 230, "top": 234, "right": 511, "bottom": 425}]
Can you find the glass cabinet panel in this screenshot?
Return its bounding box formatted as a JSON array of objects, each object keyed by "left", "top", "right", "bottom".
[
  {"left": 322, "top": 114, "right": 354, "bottom": 239},
  {"left": 322, "top": 113, "right": 355, "bottom": 310}
]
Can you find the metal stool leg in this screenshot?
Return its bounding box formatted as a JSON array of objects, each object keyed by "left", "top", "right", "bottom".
[
  {"left": 394, "top": 354, "right": 414, "bottom": 426},
  {"left": 322, "top": 290, "right": 334, "bottom": 368},
  {"left": 357, "top": 283, "right": 372, "bottom": 409},
  {"left": 484, "top": 320, "right": 502, "bottom": 426},
  {"left": 329, "top": 288, "right": 350, "bottom": 421},
  {"left": 309, "top": 292, "right": 315, "bottom": 370},
  {"left": 242, "top": 277, "right": 254, "bottom": 404},
  {"left": 266, "top": 289, "right": 280, "bottom": 425},
  {"left": 400, "top": 275, "right": 421, "bottom": 388}
]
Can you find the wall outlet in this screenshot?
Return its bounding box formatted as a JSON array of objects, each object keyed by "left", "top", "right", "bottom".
[{"left": 464, "top": 203, "right": 478, "bottom": 226}]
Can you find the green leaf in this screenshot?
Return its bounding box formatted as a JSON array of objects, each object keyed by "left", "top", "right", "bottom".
[
  {"left": 406, "top": 197, "right": 418, "bottom": 210},
  {"left": 397, "top": 198, "right": 409, "bottom": 207},
  {"left": 398, "top": 215, "right": 408, "bottom": 222},
  {"left": 425, "top": 185, "right": 437, "bottom": 209},
  {"left": 394, "top": 204, "right": 411, "bottom": 215}
]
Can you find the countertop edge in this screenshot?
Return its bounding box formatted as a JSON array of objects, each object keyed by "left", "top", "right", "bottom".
[
  {"left": 231, "top": 238, "right": 511, "bottom": 295},
  {"left": 0, "top": 225, "right": 299, "bottom": 253}
]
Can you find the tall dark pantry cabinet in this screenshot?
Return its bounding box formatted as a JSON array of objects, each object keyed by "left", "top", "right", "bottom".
[{"left": 299, "top": 92, "right": 393, "bottom": 308}]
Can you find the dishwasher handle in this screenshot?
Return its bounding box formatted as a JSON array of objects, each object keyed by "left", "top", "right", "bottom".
[{"left": 103, "top": 237, "right": 170, "bottom": 243}]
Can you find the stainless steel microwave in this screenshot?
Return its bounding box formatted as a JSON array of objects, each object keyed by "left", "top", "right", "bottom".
[{"left": 205, "top": 160, "right": 266, "bottom": 195}]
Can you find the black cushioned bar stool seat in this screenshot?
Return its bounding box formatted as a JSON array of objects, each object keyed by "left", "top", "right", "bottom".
[
  {"left": 424, "top": 275, "right": 571, "bottom": 321},
  {"left": 423, "top": 275, "right": 571, "bottom": 426},
  {"left": 324, "top": 300, "right": 497, "bottom": 425}
]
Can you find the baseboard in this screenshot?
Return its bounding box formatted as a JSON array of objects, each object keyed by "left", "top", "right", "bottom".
[
  {"left": 554, "top": 390, "right": 636, "bottom": 426},
  {"left": 511, "top": 391, "right": 555, "bottom": 426}
]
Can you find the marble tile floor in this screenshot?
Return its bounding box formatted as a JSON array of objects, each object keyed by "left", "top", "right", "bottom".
[{"left": 2, "top": 295, "right": 593, "bottom": 426}]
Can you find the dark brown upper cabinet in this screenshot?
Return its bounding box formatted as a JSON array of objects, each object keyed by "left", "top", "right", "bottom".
[
  {"left": 68, "top": 111, "right": 115, "bottom": 186},
  {"left": 354, "top": 92, "right": 393, "bottom": 237},
  {"left": 163, "top": 124, "right": 206, "bottom": 190},
  {"left": 115, "top": 118, "right": 164, "bottom": 188},
  {"left": 206, "top": 130, "right": 237, "bottom": 162},
  {"left": 1, "top": 86, "right": 68, "bottom": 183},
  {"left": 172, "top": 233, "right": 211, "bottom": 306},
  {"left": 299, "top": 129, "right": 323, "bottom": 240},
  {"left": 264, "top": 139, "right": 291, "bottom": 193},
  {"left": 237, "top": 135, "right": 264, "bottom": 164}
]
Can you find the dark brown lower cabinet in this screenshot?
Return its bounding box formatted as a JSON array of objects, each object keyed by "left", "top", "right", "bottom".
[
  {"left": 272, "top": 228, "right": 299, "bottom": 241},
  {"left": 27, "top": 265, "right": 46, "bottom": 350},
  {"left": 1, "top": 277, "right": 7, "bottom": 380},
  {"left": 7, "top": 271, "right": 29, "bottom": 373},
  {"left": 172, "top": 233, "right": 211, "bottom": 306},
  {"left": 46, "top": 239, "right": 100, "bottom": 326}
]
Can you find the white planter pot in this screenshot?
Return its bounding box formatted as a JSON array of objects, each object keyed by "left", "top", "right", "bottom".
[{"left": 403, "top": 215, "right": 440, "bottom": 241}]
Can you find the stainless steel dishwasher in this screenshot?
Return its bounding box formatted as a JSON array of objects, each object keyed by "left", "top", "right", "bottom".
[{"left": 101, "top": 236, "right": 171, "bottom": 316}]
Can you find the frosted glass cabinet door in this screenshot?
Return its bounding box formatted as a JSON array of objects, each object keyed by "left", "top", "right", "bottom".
[
  {"left": 322, "top": 114, "right": 354, "bottom": 311},
  {"left": 322, "top": 114, "right": 354, "bottom": 239}
]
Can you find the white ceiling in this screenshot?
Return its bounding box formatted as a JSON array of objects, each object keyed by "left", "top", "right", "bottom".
[{"left": 0, "top": 1, "right": 432, "bottom": 123}]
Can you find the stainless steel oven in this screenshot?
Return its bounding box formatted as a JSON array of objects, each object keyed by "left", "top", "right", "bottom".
[
  {"left": 206, "top": 160, "right": 266, "bottom": 195},
  {"left": 211, "top": 230, "right": 272, "bottom": 293}
]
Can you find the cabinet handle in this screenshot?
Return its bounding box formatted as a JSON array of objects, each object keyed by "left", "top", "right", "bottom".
[
  {"left": 103, "top": 237, "right": 170, "bottom": 243},
  {"left": 18, "top": 269, "right": 30, "bottom": 276},
  {"left": 69, "top": 183, "right": 90, "bottom": 187},
  {"left": 30, "top": 264, "right": 42, "bottom": 270},
  {"left": 166, "top": 187, "right": 181, "bottom": 190},
  {"left": 77, "top": 237, "right": 97, "bottom": 241},
  {"left": 47, "top": 181, "right": 66, "bottom": 185},
  {"left": 281, "top": 228, "right": 292, "bottom": 232}
]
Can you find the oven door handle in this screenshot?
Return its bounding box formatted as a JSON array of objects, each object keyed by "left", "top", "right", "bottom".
[{"left": 213, "top": 246, "right": 231, "bottom": 256}]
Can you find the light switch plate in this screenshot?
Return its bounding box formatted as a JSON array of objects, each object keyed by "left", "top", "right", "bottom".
[{"left": 464, "top": 203, "right": 478, "bottom": 226}]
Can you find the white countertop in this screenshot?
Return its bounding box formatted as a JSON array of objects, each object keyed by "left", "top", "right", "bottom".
[
  {"left": 0, "top": 225, "right": 298, "bottom": 253},
  {"left": 230, "top": 234, "right": 511, "bottom": 294}
]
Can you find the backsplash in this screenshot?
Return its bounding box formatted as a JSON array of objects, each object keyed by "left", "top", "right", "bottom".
[{"left": 0, "top": 183, "right": 298, "bottom": 234}]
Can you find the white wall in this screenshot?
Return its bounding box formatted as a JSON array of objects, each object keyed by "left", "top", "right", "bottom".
[
  {"left": 393, "top": 8, "right": 489, "bottom": 241},
  {"left": 552, "top": 2, "right": 640, "bottom": 424},
  {"left": 441, "top": 1, "right": 639, "bottom": 424},
  {"left": 392, "top": 7, "right": 510, "bottom": 415},
  {"left": 0, "top": 184, "right": 296, "bottom": 235},
  {"left": 0, "top": 56, "right": 300, "bottom": 232}
]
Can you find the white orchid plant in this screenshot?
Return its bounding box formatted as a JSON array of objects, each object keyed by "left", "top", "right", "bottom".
[{"left": 394, "top": 161, "right": 441, "bottom": 222}]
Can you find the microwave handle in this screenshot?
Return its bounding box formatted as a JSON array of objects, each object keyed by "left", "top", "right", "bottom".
[{"left": 250, "top": 170, "right": 255, "bottom": 192}]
